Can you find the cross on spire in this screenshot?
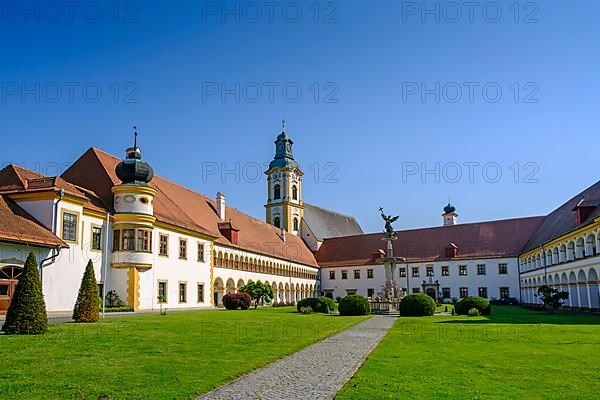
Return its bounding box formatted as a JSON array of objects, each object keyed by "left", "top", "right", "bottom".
[{"left": 281, "top": 119, "right": 286, "bottom": 132}]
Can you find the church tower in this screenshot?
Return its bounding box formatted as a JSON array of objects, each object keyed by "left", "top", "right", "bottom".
[{"left": 265, "top": 121, "right": 304, "bottom": 235}]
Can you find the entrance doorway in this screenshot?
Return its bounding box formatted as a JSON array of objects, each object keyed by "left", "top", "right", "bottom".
[
  {"left": 425, "top": 288, "right": 437, "bottom": 301},
  {"left": 0, "top": 266, "right": 23, "bottom": 313}
]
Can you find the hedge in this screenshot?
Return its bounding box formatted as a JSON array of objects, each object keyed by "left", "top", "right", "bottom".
[
  {"left": 339, "top": 295, "right": 371, "bottom": 316},
  {"left": 455, "top": 296, "right": 492, "bottom": 315},
  {"left": 223, "top": 293, "right": 252, "bottom": 310},
  {"left": 399, "top": 293, "right": 436, "bottom": 316},
  {"left": 296, "top": 296, "right": 337, "bottom": 313}
]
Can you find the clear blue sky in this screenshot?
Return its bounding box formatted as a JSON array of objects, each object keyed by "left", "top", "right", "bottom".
[{"left": 1, "top": 0, "right": 599, "bottom": 233}]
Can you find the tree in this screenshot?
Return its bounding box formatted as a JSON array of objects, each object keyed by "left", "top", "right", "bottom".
[
  {"left": 2, "top": 252, "right": 48, "bottom": 334},
  {"left": 73, "top": 260, "right": 99, "bottom": 322},
  {"left": 537, "top": 285, "right": 569, "bottom": 313},
  {"left": 239, "top": 281, "right": 273, "bottom": 309}
]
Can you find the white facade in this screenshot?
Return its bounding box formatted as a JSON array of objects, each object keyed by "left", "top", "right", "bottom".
[{"left": 320, "top": 257, "right": 520, "bottom": 302}]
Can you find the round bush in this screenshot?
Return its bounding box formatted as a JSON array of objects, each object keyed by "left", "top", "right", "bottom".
[
  {"left": 296, "top": 297, "right": 336, "bottom": 313},
  {"left": 399, "top": 293, "right": 436, "bottom": 316},
  {"left": 223, "top": 293, "right": 252, "bottom": 310},
  {"left": 339, "top": 295, "right": 371, "bottom": 316},
  {"left": 455, "top": 296, "right": 491, "bottom": 315}
]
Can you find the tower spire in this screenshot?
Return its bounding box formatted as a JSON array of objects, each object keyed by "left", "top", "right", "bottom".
[
  {"left": 281, "top": 118, "right": 286, "bottom": 132},
  {"left": 133, "top": 126, "right": 138, "bottom": 149}
]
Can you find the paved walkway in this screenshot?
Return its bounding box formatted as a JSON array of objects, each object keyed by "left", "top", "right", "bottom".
[{"left": 198, "top": 315, "right": 396, "bottom": 400}]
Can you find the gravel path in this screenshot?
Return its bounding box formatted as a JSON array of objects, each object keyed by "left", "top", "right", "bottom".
[{"left": 197, "top": 315, "right": 395, "bottom": 400}]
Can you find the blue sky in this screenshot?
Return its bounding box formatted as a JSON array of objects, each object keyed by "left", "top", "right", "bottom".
[{"left": 1, "top": 0, "right": 599, "bottom": 233}]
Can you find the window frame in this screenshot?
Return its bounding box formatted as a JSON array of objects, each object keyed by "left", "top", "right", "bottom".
[
  {"left": 367, "top": 269, "right": 374, "bottom": 279},
  {"left": 459, "top": 287, "right": 469, "bottom": 298},
  {"left": 426, "top": 265, "right": 434, "bottom": 277},
  {"left": 399, "top": 267, "right": 406, "bottom": 277},
  {"left": 441, "top": 266, "right": 449, "bottom": 276},
  {"left": 159, "top": 234, "right": 169, "bottom": 257},
  {"left": 178, "top": 281, "right": 187, "bottom": 303},
  {"left": 197, "top": 283, "right": 205, "bottom": 303},
  {"left": 179, "top": 238, "right": 188, "bottom": 260},
  {"left": 500, "top": 286, "right": 510, "bottom": 299},
  {"left": 61, "top": 210, "right": 79, "bottom": 243},
  {"left": 329, "top": 270, "right": 335, "bottom": 280},
  {"left": 498, "top": 263, "right": 508, "bottom": 275},
  {"left": 354, "top": 269, "right": 361, "bottom": 279},
  {"left": 158, "top": 280, "right": 168, "bottom": 303},
  {"left": 273, "top": 184, "right": 281, "bottom": 200},
  {"left": 341, "top": 270, "right": 348, "bottom": 280},
  {"left": 412, "top": 267, "right": 420, "bottom": 277},
  {"left": 91, "top": 225, "right": 103, "bottom": 251},
  {"left": 478, "top": 287, "right": 488, "bottom": 298},
  {"left": 477, "top": 264, "right": 486, "bottom": 275},
  {"left": 197, "top": 242, "right": 205, "bottom": 263},
  {"left": 459, "top": 265, "right": 468, "bottom": 276}
]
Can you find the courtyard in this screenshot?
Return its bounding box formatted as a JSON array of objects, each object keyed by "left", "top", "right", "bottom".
[{"left": 1, "top": 306, "right": 598, "bottom": 399}]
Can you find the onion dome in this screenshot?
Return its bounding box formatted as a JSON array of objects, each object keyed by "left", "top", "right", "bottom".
[
  {"left": 268, "top": 120, "right": 300, "bottom": 170},
  {"left": 443, "top": 203, "right": 456, "bottom": 214},
  {"left": 116, "top": 129, "right": 154, "bottom": 185}
]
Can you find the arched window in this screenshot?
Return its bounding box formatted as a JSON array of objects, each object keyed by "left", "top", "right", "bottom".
[
  {"left": 273, "top": 184, "right": 281, "bottom": 200},
  {"left": 274, "top": 217, "right": 281, "bottom": 228},
  {"left": 293, "top": 217, "right": 299, "bottom": 231},
  {"left": 292, "top": 185, "right": 298, "bottom": 200}
]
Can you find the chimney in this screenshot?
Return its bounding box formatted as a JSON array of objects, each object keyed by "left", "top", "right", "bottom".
[
  {"left": 217, "top": 192, "right": 226, "bottom": 220},
  {"left": 281, "top": 227, "right": 286, "bottom": 243}
]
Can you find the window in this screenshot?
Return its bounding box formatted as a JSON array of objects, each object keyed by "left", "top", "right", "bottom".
[
  {"left": 412, "top": 288, "right": 421, "bottom": 294},
  {"left": 441, "top": 266, "right": 449, "bottom": 276},
  {"left": 500, "top": 287, "right": 510, "bottom": 299},
  {"left": 92, "top": 226, "right": 102, "bottom": 250},
  {"left": 113, "top": 230, "right": 121, "bottom": 251},
  {"left": 367, "top": 288, "right": 375, "bottom": 298},
  {"left": 426, "top": 265, "right": 434, "bottom": 277},
  {"left": 367, "top": 269, "right": 374, "bottom": 279},
  {"left": 477, "top": 264, "right": 486, "bottom": 275},
  {"left": 459, "top": 265, "right": 467, "bottom": 276},
  {"left": 478, "top": 287, "right": 488, "bottom": 298},
  {"left": 197, "top": 243, "right": 205, "bottom": 262},
  {"left": 354, "top": 270, "right": 361, "bottom": 279},
  {"left": 498, "top": 263, "right": 508, "bottom": 275},
  {"left": 137, "top": 229, "right": 151, "bottom": 252},
  {"left": 97, "top": 283, "right": 104, "bottom": 299},
  {"left": 62, "top": 212, "right": 78, "bottom": 242},
  {"left": 179, "top": 282, "right": 187, "bottom": 303},
  {"left": 442, "top": 287, "right": 451, "bottom": 299},
  {"left": 341, "top": 270, "right": 348, "bottom": 280},
  {"left": 122, "top": 229, "right": 135, "bottom": 251},
  {"left": 159, "top": 234, "right": 169, "bottom": 256},
  {"left": 158, "top": 281, "right": 167, "bottom": 303},
  {"left": 412, "top": 267, "right": 420, "bottom": 277},
  {"left": 0, "top": 283, "right": 9, "bottom": 296},
  {"left": 197, "top": 284, "right": 205, "bottom": 303},
  {"left": 459, "top": 287, "right": 469, "bottom": 298},
  {"left": 292, "top": 185, "right": 298, "bottom": 200},
  {"left": 273, "top": 184, "right": 281, "bottom": 199},
  {"left": 274, "top": 217, "right": 281, "bottom": 228},
  {"left": 399, "top": 267, "right": 406, "bottom": 277},
  {"left": 179, "top": 239, "right": 187, "bottom": 259},
  {"left": 329, "top": 271, "right": 335, "bottom": 280},
  {"left": 293, "top": 217, "right": 299, "bottom": 231},
  {"left": 346, "top": 289, "right": 357, "bottom": 295}
]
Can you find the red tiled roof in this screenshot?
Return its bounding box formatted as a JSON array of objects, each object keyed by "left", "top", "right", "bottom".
[
  {"left": 315, "top": 216, "right": 545, "bottom": 267},
  {"left": 0, "top": 195, "right": 67, "bottom": 248},
  {"left": 0, "top": 164, "right": 109, "bottom": 213},
  {"left": 61, "top": 148, "right": 319, "bottom": 267}
]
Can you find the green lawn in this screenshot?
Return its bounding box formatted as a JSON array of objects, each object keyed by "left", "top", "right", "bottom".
[
  {"left": 0, "top": 307, "right": 367, "bottom": 399},
  {"left": 338, "top": 307, "right": 600, "bottom": 400}
]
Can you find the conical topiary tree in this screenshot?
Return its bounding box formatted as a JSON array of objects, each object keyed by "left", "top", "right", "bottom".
[
  {"left": 73, "top": 260, "right": 100, "bottom": 322},
  {"left": 2, "top": 252, "right": 48, "bottom": 334}
]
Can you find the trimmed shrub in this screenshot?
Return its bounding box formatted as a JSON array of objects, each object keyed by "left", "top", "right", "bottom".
[
  {"left": 223, "top": 293, "right": 252, "bottom": 310},
  {"left": 73, "top": 260, "right": 100, "bottom": 322},
  {"left": 296, "top": 296, "right": 338, "bottom": 313},
  {"left": 300, "top": 306, "right": 313, "bottom": 314},
  {"left": 2, "top": 252, "right": 48, "bottom": 334},
  {"left": 399, "top": 293, "right": 436, "bottom": 316},
  {"left": 455, "top": 296, "right": 492, "bottom": 316},
  {"left": 468, "top": 307, "right": 480, "bottom": 317},
  {"left": 335, "top": 296, "right": 343, "bottom": 304},
  {"left": 339, "top": 295, "right": 371, "bottom": 316}
]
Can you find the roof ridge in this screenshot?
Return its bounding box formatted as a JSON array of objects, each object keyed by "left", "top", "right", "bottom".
[
  {"left": 324, "top": 215, "right": 546, "bottom": 240},
  {"left": 304, "top": 202, "right": 358, "bottom": 219}
]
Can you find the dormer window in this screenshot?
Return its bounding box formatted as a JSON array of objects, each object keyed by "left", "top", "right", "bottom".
[{"left": 274, "top": 184, "right": 281, "bottom": 200}]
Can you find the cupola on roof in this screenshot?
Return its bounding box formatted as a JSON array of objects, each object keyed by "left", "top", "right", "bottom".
[
  {"left": 115, "top": 128, "right": 154, "bottom": 185},
  {"left": 268, "top": 120, "right": 300, "bottom": 171}
]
